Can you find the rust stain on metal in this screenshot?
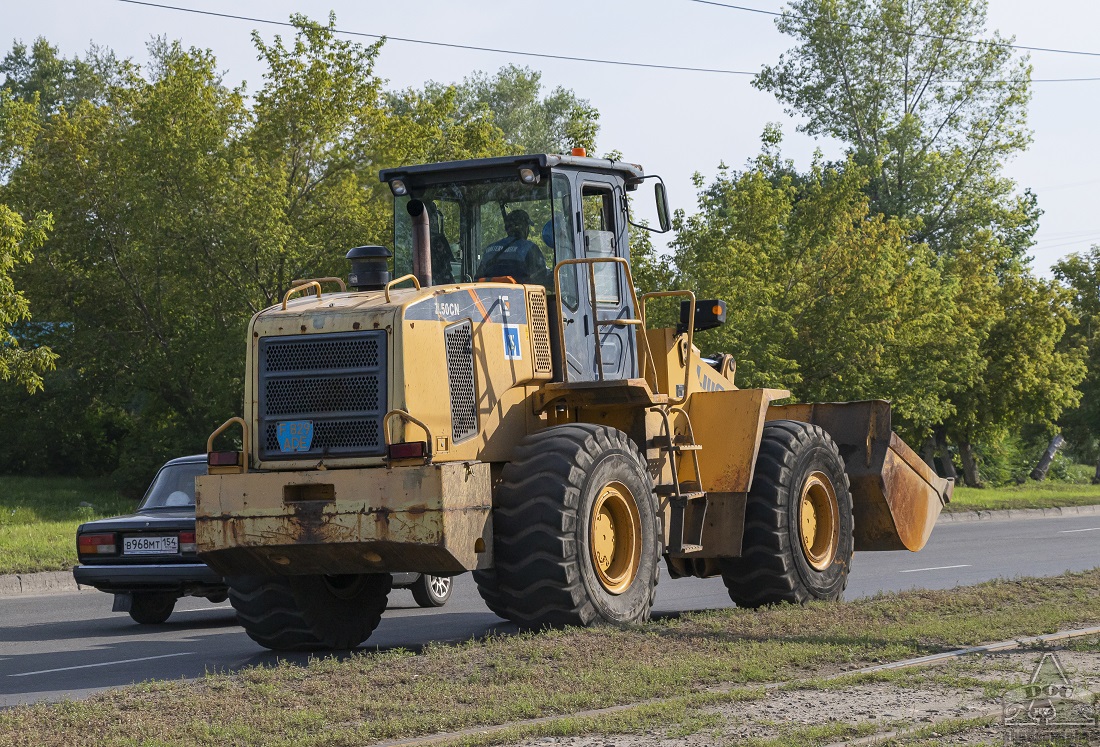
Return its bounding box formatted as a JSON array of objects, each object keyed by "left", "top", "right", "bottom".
[{"left": 197, "top": 462, "right": 492, "bottom": 575}]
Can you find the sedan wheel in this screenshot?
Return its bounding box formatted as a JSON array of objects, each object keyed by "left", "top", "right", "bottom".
[
  {"left": 129, "top": 592, "right": 176, "bottom": 625},
  {"left": 410, "top": 574, "right": 452, "bottom": 607}
]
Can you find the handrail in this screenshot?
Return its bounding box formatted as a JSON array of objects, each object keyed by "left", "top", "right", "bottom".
[
  {"left": 551, "top": 257, "right": 657, "bottom": 386},
  {"left": 384, "top": 274, "right": 421, "bottom": 303},
  {"left": 282, "top": 281, "right": 322, "bottom": 310},
  {"left": 292, "top": 276, "right": 347, "bottom": 292},
  {"left": 206, "top": 416, "right": 250, "bottom": 473},
  {"left": 640, "top": 290, "right": 696, "bottom": 406},
  {"left": 382, "top": 408, "right": 433, "bottom": 464}
]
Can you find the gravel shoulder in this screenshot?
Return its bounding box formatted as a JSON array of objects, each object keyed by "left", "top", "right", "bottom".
[{"left": 513, "top": 648, "right": 1100, "bottom": 747}]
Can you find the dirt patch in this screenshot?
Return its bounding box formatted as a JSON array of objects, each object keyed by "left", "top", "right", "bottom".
[{"left": 511, "top": 647, "right": 1100, "bottom": 747}]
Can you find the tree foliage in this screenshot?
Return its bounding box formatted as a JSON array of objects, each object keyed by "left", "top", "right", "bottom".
[
  {"left": 0, "top": 90, "right": 56, "bottom": 393},
  {"left": 0, "top": 18, "right": 600, "bottom": 487},
  {"left": 0, "top": 38, "right": 120, "bottom": 116},
  {"left": 1054, "top": 247, "right": 1100, "bottom": 477},
  {"left": 388, "top": 64, "right": 599, "bottom": 155},
  {"left": 671, "top": 130, "right": 957, "bottom": 428},
  {"left": 756, "top": 0, "right": 1034, "bottom": 258},
  {"left": 753, "top": 0, "right": 1086, "bottom": 484}
]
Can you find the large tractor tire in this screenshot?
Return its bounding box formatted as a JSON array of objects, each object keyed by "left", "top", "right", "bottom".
[
  {"left": 719, "top": 420, "right": 853, "bottom": 607},
  {"left": 227, "top": 573, "right": 391, "bottom": 650},
  {"left": 474, "top": 424, "right": 659, "bottom": 628}
]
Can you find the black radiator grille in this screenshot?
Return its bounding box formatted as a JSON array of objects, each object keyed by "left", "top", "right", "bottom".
[
  {"left": 445, "top": 320, "right": 477, "bottom": 443},
  {"left": 258, "top": 331, "right": 387, "bottom": 460}
]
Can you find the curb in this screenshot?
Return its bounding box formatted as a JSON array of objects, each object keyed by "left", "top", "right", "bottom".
[
  {"left": 939, "top": 503, "right": 1100, "bottom": 522},
  {"left": 3, "top": 504, "right": 1099, "bottom": 599},
  {"left": 0, "top": 570, "right": 88, "bottom": 598}
]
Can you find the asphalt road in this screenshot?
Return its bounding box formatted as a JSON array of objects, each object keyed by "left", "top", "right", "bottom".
[{"left": 2, "top": 514, "right": 1099, "bottom": 707}]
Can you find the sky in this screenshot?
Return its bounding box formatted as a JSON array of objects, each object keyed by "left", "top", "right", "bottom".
[{"left": 6, "top": 0, "right": 1100, "bottom": 276}]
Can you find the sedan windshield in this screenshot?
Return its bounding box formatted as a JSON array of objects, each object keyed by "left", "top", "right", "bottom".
[{"left": 139, "top": 462, "right": 206, "bottom": 510}]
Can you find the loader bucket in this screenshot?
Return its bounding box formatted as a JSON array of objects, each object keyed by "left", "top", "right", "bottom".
[{"left": 766, "top": 400, "right": 952, "bottom": 552}]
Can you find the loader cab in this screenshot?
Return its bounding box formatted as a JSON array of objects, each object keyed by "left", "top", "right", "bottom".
[{"left": 382, "top": 154, "right": 657, "bottom": 383}]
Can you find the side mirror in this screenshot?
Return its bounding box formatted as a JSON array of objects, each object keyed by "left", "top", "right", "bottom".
[
  {"left": 655, "top": 181, "right": 671, "bottom": 233},
  {"left": 627, "top": 175, "right": 673, "bottom": 234},
  {"left": 679, "top": 299, "right": 726, "bottom": 334}
]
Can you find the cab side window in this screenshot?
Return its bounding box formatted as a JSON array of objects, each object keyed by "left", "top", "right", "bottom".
[{"left": 581, "top": 185, "right": 620, "bottom": 305}]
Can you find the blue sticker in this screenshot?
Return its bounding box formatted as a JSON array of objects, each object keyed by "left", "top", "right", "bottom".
[
  {"left": 502, "top": 325, "right": 522, "bottom": 360},
  {"left": 277, "top": 420, "right": 314, "bottom": 452}
]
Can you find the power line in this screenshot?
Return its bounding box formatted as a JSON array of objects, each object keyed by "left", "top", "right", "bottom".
[
  {"left": 688, "top": 0, "right": 1100, "bottom": 58},
  {"left": 115, "top": 0, "right": 757, "bottom": 76},
  {"left": 112, "top": 0, "right": 1100, "bottom": 84}
]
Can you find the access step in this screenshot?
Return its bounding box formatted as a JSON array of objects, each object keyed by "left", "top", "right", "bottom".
[
  {"left": 650, "top": 436, "right": 702, "bottom": 452},
  {"left": 655, "top": 485, "right": 706, "bottom": 499}
]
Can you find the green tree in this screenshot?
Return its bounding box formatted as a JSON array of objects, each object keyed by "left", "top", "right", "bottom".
[
  {"left": 4, "top": 40, "right": 259, "bottom": 486},
  {"left": 945, "top": 270, "right": 1086, "bottom": 485},
  {"left": 756, "top": 0, "right": 1033, "bottom": 258},
  {"left": 0, "top": 16, "right": 599, "bottom": 486},
  {"left": 388, "top": 64, "right": 599, "bottom": 155},
  {"left": 1, "top": 37, "right": 121, "bottom": 116},
  {"left": 0, "top": 90, "right": 56, "bottom": 393},
  {"left": 755, "top": 0, "right": 1086, "bottom": 484},
  {"left": 671, "top": 132, "right": 958, "bottom": 429},
  {"left": 1054, "top": 247, "right": 1100, "bottom": 482}
]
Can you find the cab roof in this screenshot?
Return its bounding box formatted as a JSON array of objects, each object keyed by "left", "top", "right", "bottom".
[{"left": 379, "top": 154, "right": 646, "bottom": 188}]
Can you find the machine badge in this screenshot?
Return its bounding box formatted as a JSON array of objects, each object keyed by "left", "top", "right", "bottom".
[{"left": 502, "top": 325, "right": 522, "bottom": 360}]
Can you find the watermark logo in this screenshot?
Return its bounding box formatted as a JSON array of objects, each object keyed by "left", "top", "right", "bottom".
[{"left": 1002, "top": 652, "right": 1098, "bottom": 745}]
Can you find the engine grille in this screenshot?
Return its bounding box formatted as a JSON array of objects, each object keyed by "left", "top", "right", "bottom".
[
  {"left": 258, "top": 331, "right": 387, "bottom": 460},
  {"left": 445, "top": 320, "right": 477, "bottom": 443},
  {"left": 527, "top": 288, "right": 553, "bottom": 375}
]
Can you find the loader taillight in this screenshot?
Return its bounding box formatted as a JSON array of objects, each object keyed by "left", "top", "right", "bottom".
[
  {"left": 179, "top": 530, "right": 197, "bottom": 554},
  {"left": 208, "top": 451, "right": 240, "bottom": 467},
  {"left": 387, "top": 441, "right": 427, "bottom": 460},
  {"left": 78, "top": 533, "right": 117, "bottom": 556}
]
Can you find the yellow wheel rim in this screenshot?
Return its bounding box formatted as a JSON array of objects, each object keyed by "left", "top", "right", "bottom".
[
  {"left": 589, "top": 481, "right": 642, "bottom": 595},
  {"left": 798, "top": 471, "right": 840, "bottom": 571}
]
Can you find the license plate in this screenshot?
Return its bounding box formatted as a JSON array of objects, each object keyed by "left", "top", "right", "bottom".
[
  {"left": 123, "top": 536, "right": 178, "bottom": 555},
  {"left": 277, "top": 420, "right": 314, "bottom": 452}
]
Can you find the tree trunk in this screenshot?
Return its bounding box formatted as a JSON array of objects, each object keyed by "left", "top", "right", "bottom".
[
  {"left": 1093, "top": 456, "right": 1100, "bottom": 485},
  {"left": 921, "top": 437, "right": 937, "bottom": 471},
  {"left": 934, "top": 428, "right": 958, "bottom": 481},
  {"left": 958, "top": 441, "right": 982, "bottom": 488},
  {"left": 1029, "top": 434, "right": 1065, "bottom": 481}
]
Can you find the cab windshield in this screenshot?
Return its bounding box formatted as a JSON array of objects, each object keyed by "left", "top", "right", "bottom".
[
  {"left": 394, "top": 177, "right": 559, "bottom": 286},
  {"left": 139, "top": 462, "right": 206, "bottom": 510}
]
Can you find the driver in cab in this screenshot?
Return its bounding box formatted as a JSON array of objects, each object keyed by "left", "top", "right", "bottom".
[{"left": 476, "top": 209, "right": 548, "bottom": 284}]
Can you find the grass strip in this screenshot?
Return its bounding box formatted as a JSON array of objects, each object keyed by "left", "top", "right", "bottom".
[
  {"left": 2, "top": 569, "right": 1099, "bottom": 747},
  {"left": 947, "top": 482, "right": 1100, "bottom": 512},
  {"left": 0, "top": 476, "right": 133, "bottom": 574}
]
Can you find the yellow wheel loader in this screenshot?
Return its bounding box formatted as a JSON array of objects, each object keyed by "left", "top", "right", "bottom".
[{"left": 196, "top": 152, "right": 952, "bottom": 650}]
